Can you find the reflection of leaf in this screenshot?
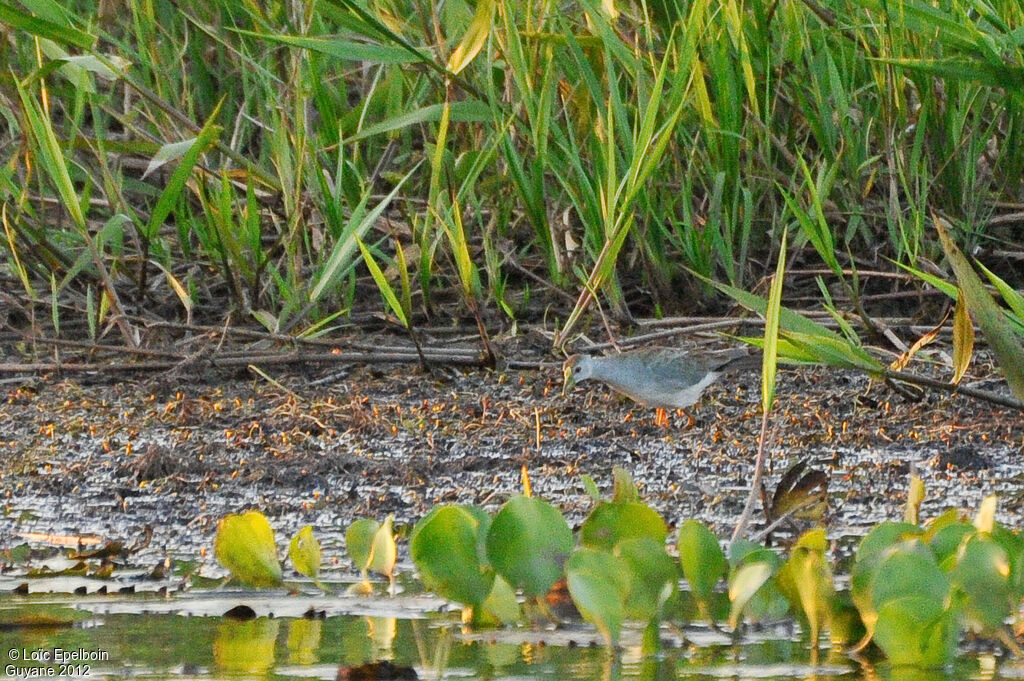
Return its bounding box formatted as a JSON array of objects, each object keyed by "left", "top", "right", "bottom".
[
  {"left": 953, "top": 534, "right": 1012, "bottom": 633},
  {"left": 935, "top": 216, "right": 1024, "bottom": 400},
  {"left": 285, "top": 618, "right": 322, "bottom": 666},
  {"left": 952, "top": 292, "right": 974, "bottom": 384},
  {"left": 214, "top": 618, "right": 280, "bottom": 673}
]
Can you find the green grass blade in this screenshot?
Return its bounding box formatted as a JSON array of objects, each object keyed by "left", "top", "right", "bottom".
[
  {"left": 762, "top": 229, "right": 786, "bottom": 411},
  {"left": 0, "top": 1, "right": 94, "bottom": 48},
  {"left": 309, "top": 162, "right": 421, "bottom": 304},
  {"left": 144, "top": 104, "right": 224, "bottom": 240},
  {"left": 357, "top": 237, "right": 409, "bottom": 328}
]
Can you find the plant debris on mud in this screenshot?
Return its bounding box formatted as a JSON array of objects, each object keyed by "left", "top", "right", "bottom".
[{"left": 2, "top": 331, "right": 1022, "bottom": 578}]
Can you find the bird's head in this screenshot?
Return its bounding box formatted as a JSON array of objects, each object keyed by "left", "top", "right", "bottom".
[{"left": 561, "top": 354, "right": 594, "bottom": 395}]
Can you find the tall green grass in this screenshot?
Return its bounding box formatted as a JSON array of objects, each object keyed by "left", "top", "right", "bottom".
[{"left": 0, "top": 0, "right": 1021, "bottom": 342}]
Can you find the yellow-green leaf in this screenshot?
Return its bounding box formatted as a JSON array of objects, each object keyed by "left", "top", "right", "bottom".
[
  {"left": 214, "top": 511, "right": 282, "bottom": 587},
  {"left": 447, "top": 0, "right": 494, "bottom": 75},
  {"left": 762, "top": 228, "right": 787, "bottom": 411},
  {"left": 357, "top": 238, "right": 409, "bottom": 328},
  {"left": 974, "top": 495, "right": 997, "bottom": 534},
  {"left": 368, "top": 516, "right": 397, "bottom": 579},
  {"left": 288, "top": 526, "right": 321, "bottom": 579},
  {"left": 904, "top": 475, "right": 925, "bottom": 525},
  {"left": 951, "top": 291, "right": 974, "bottom": 385}
]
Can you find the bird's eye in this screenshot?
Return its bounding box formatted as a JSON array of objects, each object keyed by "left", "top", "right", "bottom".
[{"left": 574, "top": 366, "right": 581, "bottom": 374}]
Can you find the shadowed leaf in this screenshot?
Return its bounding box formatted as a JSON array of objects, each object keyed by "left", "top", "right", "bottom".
[{"left": 935, "top": 216, "right": 1024, "bottom": 400}]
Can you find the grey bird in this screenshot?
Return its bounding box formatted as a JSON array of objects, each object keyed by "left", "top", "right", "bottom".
[{"left": 562, "top": 347, "right": 760, "bottom": 426}]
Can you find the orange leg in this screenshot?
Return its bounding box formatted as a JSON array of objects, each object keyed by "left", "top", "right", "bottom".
[
  {"left": 680, "top": 409, "right": 695, "bottom": 429},
  {"left": 655, "top": 408, "right": 670, "bottom": 428}
]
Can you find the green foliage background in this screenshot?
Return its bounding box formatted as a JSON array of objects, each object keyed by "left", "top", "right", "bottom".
[{"left": 0, "top": 0, "right": 1022, "bottom": 336}]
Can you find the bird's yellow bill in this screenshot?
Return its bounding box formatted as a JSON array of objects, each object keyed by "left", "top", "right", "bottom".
[{"left": 561, "top": 364, "right": 573, "bottom": 397}]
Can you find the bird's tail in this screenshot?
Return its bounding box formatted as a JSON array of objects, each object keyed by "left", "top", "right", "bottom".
[{"left": 718, "top": 351, "right": 763, "bottom": 373}]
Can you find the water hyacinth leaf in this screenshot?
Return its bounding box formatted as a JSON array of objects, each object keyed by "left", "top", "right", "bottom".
[
  {"left": 904, "top": 474, "right": 925, "bottom": 525},
  {"left": 777, "top": 529, "right": 833, "bottom": 643},
  {"left": 924, "top": 507, "right": 964, "bottom": 539},
  {"left": 346, "top": 518, "right": 380, "bottom": 574},
  {"left": 367, "top": 516, "right": 397, "bottom": 579},
  {"left": 214, "top": 511, "right": 282, "bottom": 587},
  {"left": 870, "top": 541, "right": 949, "bottom": 616},
  {"left": 612, "top": 466, "right": 640, "bottom": 503},
  {"left": 851, "top": 522, "right": 924, "bottom": 637},
  {"left": 288, "top": 526, "right": 321, "bottom": 579},
  {"left": 481, "top": 574, "right": 520, "bottom": 625},
  {"left": 615, "top": 537, "right": 679, "bottom": 621},
  {"left": 728, "top": 561, "right": 773, "bottom": 628},
  {"left": 410, "top": 505, "right": 494, "bottom": 607},
  {"left": 952, "top": 292, "right": 974, "bottom": 384},
  {"left": 486, "top": 495, "right": 572, "bottom": 597},
  {"left": 935, "top": 216, "right": 1024, "bottom": 400},
  {"left": 974, "top": 495, "right": 997, "bottom": 533},
  {"left": 728, "top": 539, "right": 786, "bottom": 622},
  {"left": 566, "top": 548, "right": 630, "bottom": 647},
  {"left": 991, "top": 525, "right": 1024, "bottom": 597},
  {"left": 873, "top": 596, "right": 958, "bottom": 668},
  {"left": 580, "top": 501, "right": 667, "bottom": 552},
  {"left": 677, "top": 519, "right": 727, "bottom": 610},
  {"left": 929, "top": 522, "right": 975, "bottom": 568},
  {"left": 829, "top": 592, "right": 867, "bottom": 646},
  {"left": 867, "top": 534, "right": 958, "bottom": 664},
  {"left": 953, "top": 534, "right": 1012, "bottom": 633}
]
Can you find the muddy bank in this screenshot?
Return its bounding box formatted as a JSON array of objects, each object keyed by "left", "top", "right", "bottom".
[{"left": 2, "top": 351, "right": 1022, "bottom": 579}]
